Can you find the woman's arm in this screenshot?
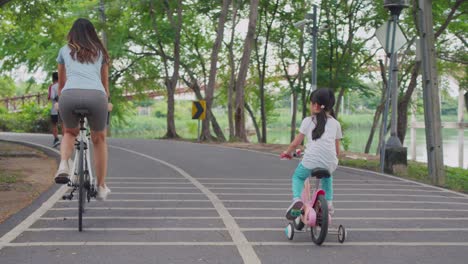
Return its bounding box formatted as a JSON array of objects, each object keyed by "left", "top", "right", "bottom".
[
  {"left": 101, "top": 63, "right": 109, "bottom": 98},
  {"left": 283, "top": 133, "right": 305, "bottom": 154},
  {"left": 57, "top": 64, "right": 66, "bottom": 96}
]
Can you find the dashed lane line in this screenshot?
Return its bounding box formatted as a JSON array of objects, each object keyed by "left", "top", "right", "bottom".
[
  {"left": 47, "top": 207, "right": 468, "bottom": 212},
  {"left": 49, "top": 207, "right": 215, "bottom": 211},
  {"left": 5, "top": 241, "right": 468, "bottom": 247},
  {"left": 38, "top": 216, "right": 468, "bottom": 221},
  {"left": 109, "top": 145, "right": 261, "bottom": 264},
  {"left": 24, "top": 227, "right": 468, "bottom": 232}
]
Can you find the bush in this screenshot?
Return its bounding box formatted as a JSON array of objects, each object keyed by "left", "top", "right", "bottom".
[{"left": 0, "top": 102, "right": 50, "bottom": 133}]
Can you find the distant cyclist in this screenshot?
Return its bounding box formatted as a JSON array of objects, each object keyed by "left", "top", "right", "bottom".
[
  {"left": 48, "top": 71, "right": 61, "bottom": 147},
  {"left": 54, "top": 18, "right": 112, "bottom": 201}
]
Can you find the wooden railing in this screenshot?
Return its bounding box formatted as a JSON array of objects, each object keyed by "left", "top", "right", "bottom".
[{"left": 0, "top": 93, "right": 49, "bottom": 112}]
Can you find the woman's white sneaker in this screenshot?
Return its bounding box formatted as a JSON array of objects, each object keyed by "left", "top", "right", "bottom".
[
  {"left": 54, "top": 160, "right": 70, "bottom": 184},
  {"left": 97, "top": 185, "right": 111, "bottom": 201}
]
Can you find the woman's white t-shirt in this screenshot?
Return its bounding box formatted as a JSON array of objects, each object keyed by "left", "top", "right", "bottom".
[{"left": 299, "top": 116, "right": 343, "bottom": 173}]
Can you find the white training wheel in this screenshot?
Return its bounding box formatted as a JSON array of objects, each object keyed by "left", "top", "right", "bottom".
[
  {"left": 285, "top": 223, "right": 294, "bottom": 240},
  {"left": 338, "top": 225, "right": 346, "bottom": 243}
]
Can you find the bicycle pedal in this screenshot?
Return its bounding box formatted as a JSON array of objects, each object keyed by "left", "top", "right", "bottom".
[{"left": 291, "top": 209, "right": 302, "bottom": 217}]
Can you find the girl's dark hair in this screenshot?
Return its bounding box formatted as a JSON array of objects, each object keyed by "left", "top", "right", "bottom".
[
  {"left": 67, "top": 18, "right": 109, "bottom": 64},
  {"left": 310, "top": 88, "right": 336, "bottom": 140}
]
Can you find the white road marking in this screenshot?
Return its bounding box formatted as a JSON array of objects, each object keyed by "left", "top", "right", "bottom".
[
  {"left": 251, "top": 242, "right": 468, "bottom": 246},
  {"left": 57, "top": 199, "right": 210, "bottom": 203},
  {"left": 0, "top": 140, "right": 66, "bottom": 251},
  {"left": 241, "top": 227, "right": 468, "bottom": 232},
  {"left": 4, "top": 241, "right": 468, "bottom": 247},
  {"left": 227, "top": 207, "right": 468, "bottom": 212},
  {"left": 108, "top": 182, "right": 194, "bottom": 185},
  {"left": 6, "top": 242, "right": 236, "bottom": 246},
  {"left": 214, "top": 193, "right": 465, "bottom": 199},
  {"left": 38, "top": 216, "right": 468, "bottom": 221},
  {"left": 209, "top": 187, "right": 443, "bottom": 191},
  {"left": 49, "top": 207, "right": 215, "bottom": 211},
  {"left": 221, "top": 200, "right": 468, "bottom": 205},
  {"left": 196, "top": 178, "right": 401, "bottom": 183},
  {"left": 110, "top": 186, "right": 198, "bottom": 189},
  {"left": 107, "top": 192, "right": 205, "bottom": 195},
  {"left": 23, "top": 227, "right": 468, "bottom": 232},
  {"left": 109, "top": 145, "right": 261, "bottom": 264},
  {"left": 233, "top": 216, "right": 468, "bottom": 220},
  {"left": 26, "top": 227, "right": 227, "bottom": 231},
  {"left": 40, "top": 216, "right": 219, "bottom": 220}
]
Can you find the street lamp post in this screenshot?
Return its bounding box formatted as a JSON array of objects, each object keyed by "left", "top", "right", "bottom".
[
  {"left": 378, "top": 0, "right": 409, "bottom": 173},
  {"left": 294, "top": 4, "right": 320, "bottom": 93}
]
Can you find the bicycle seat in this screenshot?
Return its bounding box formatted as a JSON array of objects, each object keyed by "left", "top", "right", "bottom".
[
  {"left": 310, "top": 168, "right": 331, "bottom": 179},
  {"left": 73, "top": 109, "right": 90, "bottom": 116}
]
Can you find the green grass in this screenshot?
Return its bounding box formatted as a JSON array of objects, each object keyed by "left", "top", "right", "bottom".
[
  {"left": 340, "top": 159, "right": 468, "bottom": 193},
  {"left": 0, "top": 171, "right": 18, "bottom": 184}
]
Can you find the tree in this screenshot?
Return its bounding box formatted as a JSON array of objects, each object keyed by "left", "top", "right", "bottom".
[
  {"left": 200, "top": 0, "right": 231, "bottom": 141},
  {"left": 235, "top": 0, "right": 259, "bottom": 141}
]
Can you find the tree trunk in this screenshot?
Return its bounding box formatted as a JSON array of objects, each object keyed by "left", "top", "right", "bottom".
[
  {"left": 163, "top": 0, "right": 182, "bottom": 139},
  {"left": 245, "top": 102, "right": 259, "bottom": 142},
  {"left": 397, "top": 61, "right": 421, "bottom": 144},
  {"left": 234, "top": 0, "right": 259, "bottom": 141},
  {"left": 226, "top": 0, "right": 239, "bottom": 141},
  {"left": 254, "top": 0, "right": 280, "bottom": 143},
  {"left": 201, "top": 0, "right": 231, "bottom": 141},
  {"left": 334, "top": 87, "right": 345, "bottom": 118},
  {"left": 365, "top": 59, "right": 387, "bottom": 153}
]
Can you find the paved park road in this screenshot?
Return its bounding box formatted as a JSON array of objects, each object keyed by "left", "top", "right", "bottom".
[{"left": 1, "top": 133, "right": 468, "bottom": 264}]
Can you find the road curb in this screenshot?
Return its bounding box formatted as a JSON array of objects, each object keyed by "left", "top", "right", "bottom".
[{"left": 0, "top": 138, "right": 61, "bottom": 238}]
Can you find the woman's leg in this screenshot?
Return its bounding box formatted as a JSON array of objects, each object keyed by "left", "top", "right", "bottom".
[
  {"left": 292, "top": 163, "right": 312, "bottom": 199},
  {"left": 60, "top": 127, "right": 79, "bottom": 161},
  {"left": 91, "top": 130, "right": 107, "bottom": 187}
]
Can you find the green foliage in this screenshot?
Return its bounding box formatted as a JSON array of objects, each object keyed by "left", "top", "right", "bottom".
[
  {"left": 0, "top": 75, "right": 16, "bottom": 98},
  {"left": 0, "top": 102, "right": 50, "bottom": 133}
]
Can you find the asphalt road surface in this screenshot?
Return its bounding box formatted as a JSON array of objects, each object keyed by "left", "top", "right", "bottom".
[{"left": 1, "top": 133, "right": 467, "bottom": 264}]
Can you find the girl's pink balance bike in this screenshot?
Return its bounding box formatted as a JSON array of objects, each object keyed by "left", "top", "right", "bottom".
[{"left": 284, "top": 168, "right": 346, "bottom": 245}]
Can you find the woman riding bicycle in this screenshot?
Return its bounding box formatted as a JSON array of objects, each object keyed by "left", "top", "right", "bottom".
[{"left": 54, "top": 18, "right": 111, "bottom": 201}]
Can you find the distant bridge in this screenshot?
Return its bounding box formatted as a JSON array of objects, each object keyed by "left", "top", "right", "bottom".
[{"left": 0, "top": 87, "right": 204, "bottom": 112}]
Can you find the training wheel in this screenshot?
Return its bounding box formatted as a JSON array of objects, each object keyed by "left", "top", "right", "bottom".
[
  {"left": 338, "top": 225, "right": 346, "bottom": 243},
  {"left": 293, "top": 217, "right": 305, "bottom": 231},
  {"left": 285, "top": 223, "right": 294, "bottom": 240}
]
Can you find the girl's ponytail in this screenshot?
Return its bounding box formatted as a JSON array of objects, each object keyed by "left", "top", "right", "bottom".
[
  {"left": 310, "top": 88, "right": 336, "bottom": 140},
  {"left": 312, "top": 109, "right": 327, "bottom": 140}
]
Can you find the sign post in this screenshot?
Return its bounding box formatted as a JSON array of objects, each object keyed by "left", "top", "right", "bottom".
[{"left": 192, "top": 100, "right": 206, "bottom": 141}]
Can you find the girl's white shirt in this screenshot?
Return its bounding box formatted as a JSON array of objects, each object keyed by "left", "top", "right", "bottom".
[{"left": 299, "top": 115, "right": 343, "bottom": 173}]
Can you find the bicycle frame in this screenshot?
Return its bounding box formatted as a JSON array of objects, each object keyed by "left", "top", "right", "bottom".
[{"left": 68, "top": 117, "right": 96, "bottom": 194}]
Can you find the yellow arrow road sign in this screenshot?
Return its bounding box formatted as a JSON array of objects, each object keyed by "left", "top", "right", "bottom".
[{"left": 192, "top": 100, "right": 206, "bottom": 120}]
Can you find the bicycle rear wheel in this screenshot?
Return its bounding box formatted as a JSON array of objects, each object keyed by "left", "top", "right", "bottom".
[
  {"left": 311, "top": 194, "right": 328, "bottom": 245},
  {"left": 78, "top": 140, "right": 85, "bottom": 232}
]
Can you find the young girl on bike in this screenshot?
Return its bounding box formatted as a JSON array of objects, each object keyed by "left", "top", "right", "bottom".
[
  {"left": 54, "top": 18, "right": 112, "bottom": 201},
  {"left": 281, "top": 88, "right": 342, "bottom": 220}
]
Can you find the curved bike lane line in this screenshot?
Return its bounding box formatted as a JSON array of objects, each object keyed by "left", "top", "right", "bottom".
[
  {"left": 0, "top": 136, "right": 260, "bottom": 263},
  {"left": 108, "top": 145, "right": 261, "bottom": 264}
]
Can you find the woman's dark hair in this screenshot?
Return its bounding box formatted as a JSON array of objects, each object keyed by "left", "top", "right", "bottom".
[
  {"left": 310, "top": 88, "right": 336, "bottom": 140},
  {"left": 67, "top": 18, "right": 109, "bottom": 64}
]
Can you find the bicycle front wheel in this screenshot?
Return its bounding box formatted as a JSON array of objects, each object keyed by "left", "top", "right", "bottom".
[{"left": 78, "top": 140, "right": 85, "bottom": 232}]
